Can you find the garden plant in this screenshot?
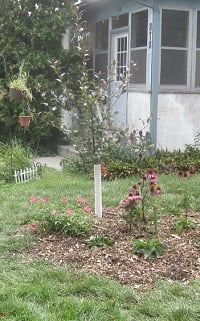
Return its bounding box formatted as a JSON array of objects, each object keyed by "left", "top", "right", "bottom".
[
  {"left": 0, "top": 166, "right": 200, "bottom": 320},
  {"left": 0, "top": 2, "right": 200, "bottom": 320},
  {"left": 28, "top": 195, "right": 93, "bottom": 236}
]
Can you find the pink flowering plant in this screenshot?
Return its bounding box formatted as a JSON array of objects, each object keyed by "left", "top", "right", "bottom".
[
  {"left": 28, "top": 195, "right": 93, "bottom": 236},
  {"left": 120, "top": 169, "right": 162, "bottom": 232},
  {"left": 120, "top": 184, "right": 143, "bottom": 231}
]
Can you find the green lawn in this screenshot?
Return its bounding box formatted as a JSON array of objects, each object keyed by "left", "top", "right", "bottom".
[{"left": 0, "top": 167, "right": 200, "bottom": 321}]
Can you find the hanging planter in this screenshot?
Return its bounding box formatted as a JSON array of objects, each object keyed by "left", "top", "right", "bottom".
[
  {"left": 19, "top": 115, "right": 31, "bottom": 127},
  {"left": 10, "top": 87, "right": 24, "bottom": 101},
  {"left": 8, "top": 60, "right": 33, "bottom": 102}
]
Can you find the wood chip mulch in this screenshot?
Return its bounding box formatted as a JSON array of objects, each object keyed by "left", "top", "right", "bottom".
[{"left": 21, "top": 207, "right": 200, "bottom": 288}]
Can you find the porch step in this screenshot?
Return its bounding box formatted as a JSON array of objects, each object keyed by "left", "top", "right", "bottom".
[{"left": 57, "top": 145, "right": 77, "bottom": 157}]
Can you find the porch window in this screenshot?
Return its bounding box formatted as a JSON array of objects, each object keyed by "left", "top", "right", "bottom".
[
  {"left": 130, "top": 10, "right": 148, "bottom": 84},
  {"left": 96, "top": 20, "right": 108, "bottom": 51},
  {"left": 95, "top": 19, "right": 109, "bottom": 77},
  {"left": 112, "top": 13, "right": 129, "bottom": 29},
  {"left": 195, "top": 11, "right": 200, "bottom": 87},
  {"left": 160, "top": 9, "right": 189, "bottom": 86}
]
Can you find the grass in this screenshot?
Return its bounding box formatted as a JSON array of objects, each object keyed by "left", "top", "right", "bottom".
[{"left": 0, "top": 167, "right": 200, "bottom": 320}]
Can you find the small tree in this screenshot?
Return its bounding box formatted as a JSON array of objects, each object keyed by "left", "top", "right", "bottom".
[{"left": 50, "top": 3, "right": 129, "bottom": 171}]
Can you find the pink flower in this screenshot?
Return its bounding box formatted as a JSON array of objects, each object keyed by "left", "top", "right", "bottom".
[
  {"left": 29, "top": 195, "right": 37, "bottom": 203},
  {"left": 83, "top": 205, "right": 91, "bottom": 213},
  {"left": 66, "top": 208, "right": 73, "bottom": 215},
  {"left": 145, "top": 169, "right": 158, "bottom": 183},
  {"left": 127, "top": 191, "right": 143, "bottom": 201},
  {"left": 30, "top": 222, "right": 37, "bottom": 229},
  {"left": 51, "top": 210, "right": 57, "bottom": 215},
  {"left": 119, "top": 199, "right": 129, "bottom": 206},
  {"left": 155, "top": 186, "right": 162, "bottom": 195},
  {"left": 76, "top": 198, "right": 87, "bottom": 204},
  {"left": 127, "top": 195, "right": 137, "bottom": 203}
]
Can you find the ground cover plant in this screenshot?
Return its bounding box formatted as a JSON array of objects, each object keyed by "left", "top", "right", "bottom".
[
  {"left": 0, "top": 167, "right": 200, "bottom": 320},
  {"left": 28, "top": 195, "right": 93, "bottom": 235}
]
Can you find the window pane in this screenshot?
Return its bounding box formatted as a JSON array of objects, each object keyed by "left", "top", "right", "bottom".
[
  {"left": 130, "top": 49, "right": 146, "bottom": 84},
  {"left": 95, "top": 53, "right": 108, "bottom": 79},
  {"left": 197, "top": 11, "right": 200, "bottom": 48},
  {"left": 131, "top": 10, "right": 148, "bottom": 48},
  {"left": 112, "top": 13, "right": 129, "bottom": 29},
  {"left": 160, "top": 49, "right": 187, "bottom": 85},
  {"left": 116, "top": 36, "right": 128, "bottom": 80},
  {"left": 95, "top": 20, "right": 108, "bottom": 51},
  {"left": 195, "top": 51, "right": 200, "bottom": 86},
  {"left": 162, "top": 10, "right": 189, "bottom": 47}
]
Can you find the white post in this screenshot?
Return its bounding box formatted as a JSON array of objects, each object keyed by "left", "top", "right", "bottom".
[{"left": 94, "top": 164, "right": 102, "bottom": 217}]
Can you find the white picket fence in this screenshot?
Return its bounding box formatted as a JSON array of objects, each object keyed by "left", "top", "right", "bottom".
[{"left": 14, "top": 162, "right": 42, "bottom": 183}]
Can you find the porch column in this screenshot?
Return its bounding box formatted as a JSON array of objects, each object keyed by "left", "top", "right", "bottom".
[{"left": 150, "top": 5, "right": 160, "bottom": 151}]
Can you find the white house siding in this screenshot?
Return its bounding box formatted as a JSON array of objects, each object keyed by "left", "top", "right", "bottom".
[
  {"left": 127, "top": 92, "right": 151, "bottom": 134},
  {"left": 84, "top": 0, "right": 200, "bottom": 151},
  {"left": 157, "top": 94, "right": 200, "bottom": 150}
]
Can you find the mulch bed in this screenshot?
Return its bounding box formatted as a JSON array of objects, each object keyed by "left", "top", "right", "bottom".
[{"left": 22, "top": 207, "right": 200, "bottom": 288}]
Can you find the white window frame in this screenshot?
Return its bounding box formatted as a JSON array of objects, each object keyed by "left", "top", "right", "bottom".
[
  {"left": 159, "top": 8, "right": 200, "bottom": 92},
  {"left": 94, "top": 18, "right": 110, "bottom": 77},
  {"left": 192, "top": 10, "right": 200, "bottom": 91},
  {"left": 129, "top": 8, "right": 153, "bottom": 91},
  {"left": 111, "top": 31, "right": 129, "bottom": 82}
]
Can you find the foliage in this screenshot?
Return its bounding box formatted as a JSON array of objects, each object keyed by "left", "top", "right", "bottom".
[
  {"left": 28, "top": 195, "right": 93, "bottom": 236},
  {"left": 100, "top": 146, "right": 200, "bottom": 179},
  {"left": 194, "top": 238, "right": 200, "bottom": 248},
  {"left": 50, "top": 4, "right": 130, "bottom": 171},
  {"left": 133, "top": 238, "right": 166, "bottom": 259},
  {"left": 63, "top": 141, "right": 200, "bottom": 178},
  {"left": 8, "top": 60, "right": 33, "bottom": 101},
  {"left": 172, "top": 215, "right": 197, "bottom": 234},
  {"left": 172, "top": 192, "right": 197, "bottom": 234},
  {"left": 1, "top": 169, "right": 200, "bottom": 321},
  {"left": 120, "top": 169, "right": 161, "bottom": 232},
  {"left": 85, "top": 234, "right": 114, "bottom": 248},
  {"left": 105, "top": 129, "right": 153, "bottom": 164},
  {"left": 0, "top": 82, "right": 6, "bottom": 99},
  {"left": 0, "top": 139, "right": 32, "bottom": 182},
  {"left": 190, "top": 130, "right": 200, "bottom": 148},
  {"left": 62, "top": 155, "right": 87, "bottom": 174},
  {"left": 0, "top": 0, "right": 74, "bottom": 152},
  {"left": 120, "top": 184, "right": 143, "bottom": 231}
]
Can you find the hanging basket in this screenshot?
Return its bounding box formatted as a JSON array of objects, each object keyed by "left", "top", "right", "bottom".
[
  {"left": 10, "top": 87, "right": 24, "bottom": 101},
  {"left": 19, "top": 115, "right": 31, "bottom": 127}
]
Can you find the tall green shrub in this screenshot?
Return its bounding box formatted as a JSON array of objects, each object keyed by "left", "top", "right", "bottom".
[
  {"left": 0, "top": 0, "right": 74, "bottom": 152},
  {"left": 0, "top": 139, "right": 32, "bottom": 182}
]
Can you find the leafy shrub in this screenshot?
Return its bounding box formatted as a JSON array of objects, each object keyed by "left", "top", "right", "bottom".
[
  {"left": 172, "top": 215, "right": 197, "bottom": 234},
  {"left": 62, "top": 129, "right": 200, "bottom": 179},
  {"left": 0, "top": 139, "right": 32, "bottom": 182},
  {"left": 28, "top": 196, "right": 93, "bottom": 236},
  {"left": 107, "top": 131, "right": 153, "bottom": 163},
  {"left": 133, "top": 238, "right": 165, "bottom": 259},
  {"left": 85, "top": 234, "right": 114, "bottom": 248},
  {"left": 62, "top": 155, "right": 92, "bottom": 175},
  {"left": 102, "top": 147, "right": 200, "bottom": 179}
]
